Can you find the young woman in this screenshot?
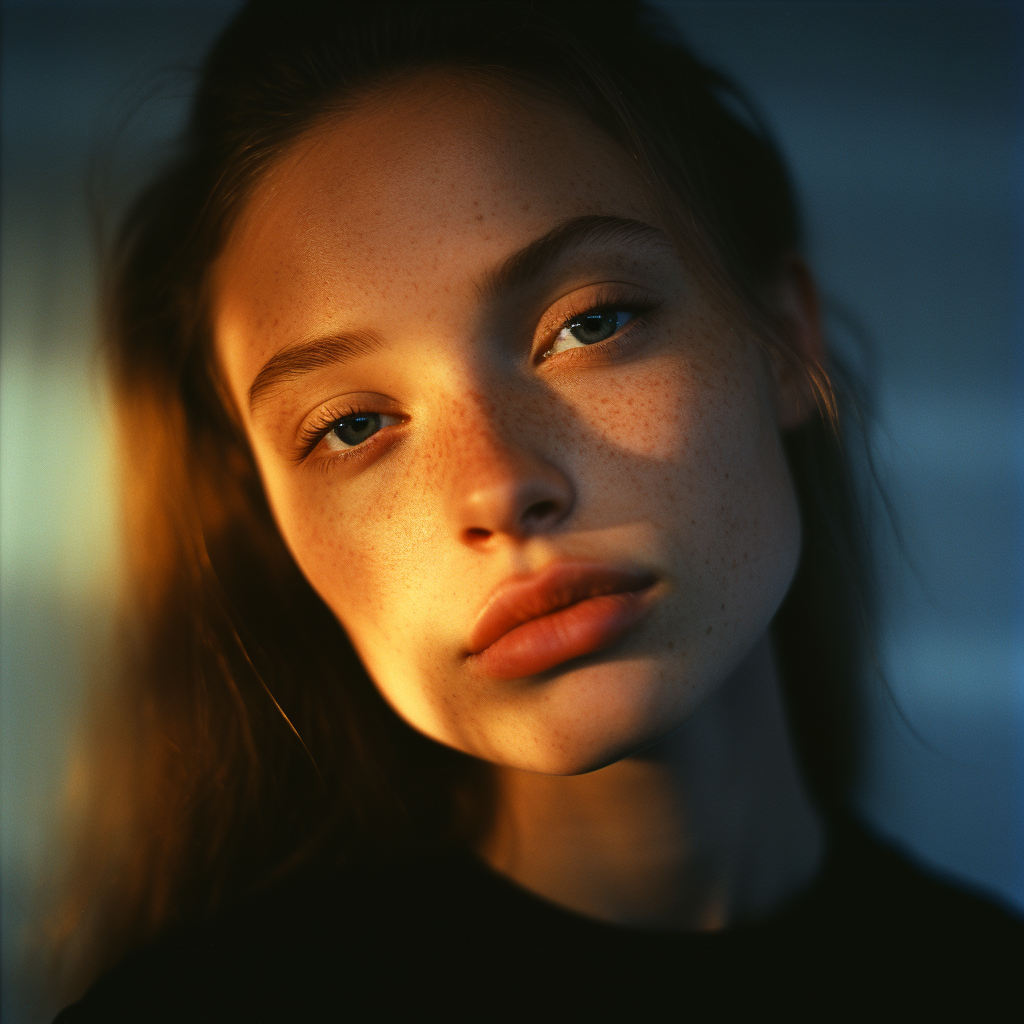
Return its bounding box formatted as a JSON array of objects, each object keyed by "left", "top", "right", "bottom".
[{"left": 54, "top": 1, "right": 1021, "bottom": 1018}]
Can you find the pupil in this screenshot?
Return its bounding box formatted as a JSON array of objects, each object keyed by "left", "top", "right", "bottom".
[
  {"left": 569, "top": 310, "right": 619, "bottom": 345},
  {"left": 334, "top": 412, "right": 382, "bottom": 447}
]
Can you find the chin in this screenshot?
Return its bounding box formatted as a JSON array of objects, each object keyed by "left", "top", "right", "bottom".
[{"left": 460, "top": 652, "right": 711, "bottom": 777}]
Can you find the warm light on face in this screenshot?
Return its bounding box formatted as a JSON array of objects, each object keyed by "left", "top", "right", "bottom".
[{"left": 213, "top": 76, "right": 803, "bottom": 775}]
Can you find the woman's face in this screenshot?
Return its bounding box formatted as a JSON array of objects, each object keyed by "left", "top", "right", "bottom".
[{"left": 214, "top": 76, "right": 804, "bottom": 775}]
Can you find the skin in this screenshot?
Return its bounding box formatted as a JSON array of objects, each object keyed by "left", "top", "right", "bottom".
[{"left": 214, "top": 74, "right": 825, "bottom": 930}]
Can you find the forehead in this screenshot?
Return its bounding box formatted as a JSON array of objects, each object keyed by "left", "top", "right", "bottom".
[{"left": 213, "top": 75, "right": 654, "bottom": 380}]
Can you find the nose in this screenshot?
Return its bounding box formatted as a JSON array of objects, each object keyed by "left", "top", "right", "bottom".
[{"left": 454, "top": 415, "right": 575, "bottom": 549}]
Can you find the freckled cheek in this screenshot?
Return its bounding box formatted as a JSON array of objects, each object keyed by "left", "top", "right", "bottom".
[
  {"left": 569, "top": 359, "right": 795, "bottom": 569},
  {"left": 269, "top": 476, "right": 412, "bottom": 639},
  {"left": 570, "top": 364, "right": 698, "bottom": 464}
]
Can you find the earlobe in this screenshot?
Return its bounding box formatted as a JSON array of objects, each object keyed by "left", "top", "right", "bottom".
[{"left": 771, "top": 253, "right": 827, "bottom": 432}]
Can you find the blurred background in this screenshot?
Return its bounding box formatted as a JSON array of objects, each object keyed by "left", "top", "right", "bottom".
[{"left": 2, "top": 1, "right": 1021, "bottom": 1019}]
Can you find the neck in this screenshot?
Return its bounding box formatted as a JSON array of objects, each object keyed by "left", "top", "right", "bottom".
[{"left": 477, "top": 635, "right": 824, "bottom": 931}]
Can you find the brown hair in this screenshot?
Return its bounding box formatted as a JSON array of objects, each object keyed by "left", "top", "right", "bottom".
[{"left": 52, "top": 0, "right": 867, "bottom": 994}]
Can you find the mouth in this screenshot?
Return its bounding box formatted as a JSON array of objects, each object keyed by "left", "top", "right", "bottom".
[{"left": 465, "top": 562, "right": 658, "bottom": 680}]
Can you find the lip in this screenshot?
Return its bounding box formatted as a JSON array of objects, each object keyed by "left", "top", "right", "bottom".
[{"left": 466, "top": 562, "right": 658, "bottom": 680}]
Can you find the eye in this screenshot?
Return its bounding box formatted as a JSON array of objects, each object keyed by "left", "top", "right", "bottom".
[
  {"left": 546, "top": 309, "right": 635, "bottom": 357},
  {"left": 324, "top": 412, "right": 396, "bottom": 450}
]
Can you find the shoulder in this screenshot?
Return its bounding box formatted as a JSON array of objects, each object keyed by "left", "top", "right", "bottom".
[
  {"left": 51, "top": 860, "right": 392, "bottom": 1022},
  {"left": 54, "top": 831, "right": 1023, "bottom": 1021},
  {"left": 797, "top": 817, "right": 1024, "bottom": 945},
  {"left": 52, "top": 852, "right": 514, "bottom": 1022},
  {"left": 736, "top": 818, "right": 1024, "bottom": 1015}
]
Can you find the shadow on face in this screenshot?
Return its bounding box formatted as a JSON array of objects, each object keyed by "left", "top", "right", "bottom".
[{"left": 213, "top": 73, "right": 803, "bottom": 775}]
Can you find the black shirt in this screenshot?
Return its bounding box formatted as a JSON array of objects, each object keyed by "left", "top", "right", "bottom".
[{"left": 56, "top": 820, "right": 1023, "bottom": 1021}]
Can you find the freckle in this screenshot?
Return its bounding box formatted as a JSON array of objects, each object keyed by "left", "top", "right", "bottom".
[
  {"left": 720, "top": 603, "right": 725, "bottom": 611},
  {"left": 667, "top": 641, "right": 674, "bottom": 650},
  {"left": 706, "top": 626, "right": 712, "bottom": 635}
]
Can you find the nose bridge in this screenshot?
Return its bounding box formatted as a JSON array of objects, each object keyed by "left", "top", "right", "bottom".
[
  {"left": 439, "top": 378, "right": 574, "bottom": 544},
  {"left": 452, "top": 386, "right": 522, "bottom": 480}
]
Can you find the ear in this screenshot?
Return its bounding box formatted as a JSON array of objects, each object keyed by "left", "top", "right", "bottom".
[{"left": 770, "top": 253, "right": 826, "bottom": 432}]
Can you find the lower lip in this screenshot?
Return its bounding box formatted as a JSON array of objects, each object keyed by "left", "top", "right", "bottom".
[{"left": 467, "top": 588, "right": 654, "bottom": 680}]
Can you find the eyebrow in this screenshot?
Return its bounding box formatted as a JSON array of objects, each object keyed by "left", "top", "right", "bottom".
[
  {"left": 247, "top": 214, "right": 668, "bottom": 413},
  {"left": 479, "top": 215, "right": 670, "bottom": 301},
  {"left": 248, "top": 332, "right": 386, "bottom": 412}
]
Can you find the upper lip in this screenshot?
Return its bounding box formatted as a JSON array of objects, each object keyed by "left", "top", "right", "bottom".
[{"left": 467, "top": 561, "right": 658, "bottom": 656}]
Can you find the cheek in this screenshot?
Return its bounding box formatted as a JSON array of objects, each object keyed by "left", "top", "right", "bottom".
[
  {"left": 670, "top": 377, "right": 800, "bottom": 668},
  {"left": 263, "top": 451, "right": 478, "bottom": 727},
  {"left": 568, "top": 343, "right": 800, "bottom": 634},
  {"left": 564, "top": 345, "right": 790, "bottom": 524},
  {"left": 263, "top": 460, "right": 426, "bottom": 649},
  {"left": 262, "top": 456, "right": 483, "bottom": 746}
]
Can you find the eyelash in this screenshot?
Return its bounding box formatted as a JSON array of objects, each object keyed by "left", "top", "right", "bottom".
[
  {"left": 294, "top": 403, "right": 372, "bottom": 464},
  {"left": 543, "top": 287, "right": 661, "bottom": 360}
]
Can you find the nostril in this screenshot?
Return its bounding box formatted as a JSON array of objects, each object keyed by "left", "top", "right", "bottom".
[
  {"left": 525, "top": 499, "right": 558, "bottom": 524},
  {"left": 459, "top": 474, "right": 573, "bottom": 547}
]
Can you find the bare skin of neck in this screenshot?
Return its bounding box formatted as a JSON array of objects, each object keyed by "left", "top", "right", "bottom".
[{"left": 477, "top": 636, "right": 825, "bottom": 932}]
